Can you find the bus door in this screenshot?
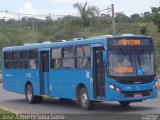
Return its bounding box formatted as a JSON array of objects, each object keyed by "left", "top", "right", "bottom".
[
  {"left": 93, "top": 47, "right": 105, "bottom": 99},
  {"left": 40, "top": 50, "right": 49, "bottom": 95}
]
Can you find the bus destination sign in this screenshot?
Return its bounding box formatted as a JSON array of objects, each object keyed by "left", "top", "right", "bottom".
[
  {"left": 119, "top": 39, "right": 141, "bottom": 45},
  {"left": 109, "top": 38, "right": 152, "bottom": 47}
]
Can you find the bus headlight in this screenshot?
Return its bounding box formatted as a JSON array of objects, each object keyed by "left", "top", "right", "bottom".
[
  {"left": 109, "top": 84, "right": 121, "bottom": 93},
  {"left": 109, "top": 84, "right": 114, "bottom": 89},
  {"left": 115, "top": 87, "right": 121, "bottom": 93}
]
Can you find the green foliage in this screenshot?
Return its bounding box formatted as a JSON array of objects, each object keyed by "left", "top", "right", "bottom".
[
  {"left": 0, "top": 108, "right": 27, "bottom": 120},
  {"left": 137, "top": 24, "right": 148, "bottom": 35},
  {"left": 73, "top": 2, "right": 99, "bottom": 27},
  {"left": 151, "top": 7, "right": 160, "bottom": 32},
  {"left": 115, "top": 12, "right": 130, "bottom": 23}
]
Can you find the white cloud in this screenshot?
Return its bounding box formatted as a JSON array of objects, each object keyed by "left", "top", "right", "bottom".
[
  {"left": 48, "top": 0, "right": 107, "bottom": 7},
  {"left": 19, "top": 1, "right": 36, "bottom": 16},
  {"left": 24, "top": 2, "right": 33, "bottom": 10},
  {"left": 49, "top": 0, "right": 78, "bottom": 4},
  {"left": 48, "top": 0, "right": 159, "bottom": 16},
  {"left": 0, "top": 13, "right": 14, "bottom": 20},
  {"left": 0, "top": 1, "right": 36, "bottom": 20},
  {"left": 1, "top": 0, "right": 158, "bottom": 20}
]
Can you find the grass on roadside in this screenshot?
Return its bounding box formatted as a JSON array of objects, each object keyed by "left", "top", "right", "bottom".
[
  {"left": 0, "top": 108, "right": 13, "bottom": 114},
  {"left": 0, "top": 108, "right": 27, "bottom": 120}
]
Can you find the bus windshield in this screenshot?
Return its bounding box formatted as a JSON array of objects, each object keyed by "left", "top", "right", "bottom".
[{"left": 108, "top": 49, "right": 155, "bottom": 76}]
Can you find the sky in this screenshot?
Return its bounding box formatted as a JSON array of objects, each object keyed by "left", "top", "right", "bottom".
[{"left": 0, "top": 0, "right": 159, "bottom": 19}]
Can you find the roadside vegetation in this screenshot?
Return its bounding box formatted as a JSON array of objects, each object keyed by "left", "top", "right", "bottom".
[
  {"left": 0, "top": 108, "right": 12, "bottom": 114},
  {"left": 0, "top": 108, "right": 25, "bottom": 120},
  {"left": 0, "top": 2, "right": 159, "bottom": 73}
]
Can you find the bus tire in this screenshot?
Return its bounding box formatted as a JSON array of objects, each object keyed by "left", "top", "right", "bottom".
[
  {"left": 79, "top": 88, "right": 94, "bottom": 110},
  {"left": 26, "top": 84, "right": 37, "bottom": 103},
  {"left": 119, "top": 101, "right": 130, "bottom": 106},
  {"left": 35, "top": 96, "right": 43, "bottom": 103},
  {"left": 60, "top": 98, "right": 71, "bottom": 101}
]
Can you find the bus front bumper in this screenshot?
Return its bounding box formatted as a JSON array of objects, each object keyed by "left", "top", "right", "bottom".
[{"left": 106, "top": 80, "right": 158, "bottom": 102}]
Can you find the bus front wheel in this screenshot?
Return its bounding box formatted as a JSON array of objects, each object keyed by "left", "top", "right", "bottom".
[
  {"left": 119, "top": 101, "right": 130, "bottom": 106},
  {"left": 26, "top": 84, "right": 43, "bottom": 103},
  {"left": 79, "top": 88, "right": 94, "bottom": 110}
]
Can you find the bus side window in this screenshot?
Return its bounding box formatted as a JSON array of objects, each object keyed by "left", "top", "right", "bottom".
[
  {"left": 29, "top": 49, "right": 38, "bottom": 69},
  {"left": 50, "top": 48, "right": 62, "bottom": 69},
  {"left": 20, "top": 50, "right": 29, "bottom": 69},
  {"left": 76, "top": 45, "right": 90, "bottom": 69},
  {"left": 4, "top": 52, "right": 12, "bottom": 69},
  {"left": 62, "top": 46, "right": 75, "bottom": 69},
  {"left": 12, "top": 51, "right": 20, "bottom": 69}
]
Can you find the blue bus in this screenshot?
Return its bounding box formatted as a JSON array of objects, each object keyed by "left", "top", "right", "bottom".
[{"left": 2, "top": 34, "right": 158, "bottom": 110}]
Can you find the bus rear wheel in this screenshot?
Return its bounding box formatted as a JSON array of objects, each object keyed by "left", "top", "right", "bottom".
[
  {"left": 26, "top": 84, "right": 43, "bottom": 103},
  {"left": 119, "top": 101, "right": 130, "bottom": 106},
  {"left": 79, "top": 88, "right": 94, "bottom": 110}
]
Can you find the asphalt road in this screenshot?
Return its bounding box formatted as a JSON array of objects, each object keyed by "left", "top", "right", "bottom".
[{"left": 0, "top": 85, "right": 160, "bottom": 114}]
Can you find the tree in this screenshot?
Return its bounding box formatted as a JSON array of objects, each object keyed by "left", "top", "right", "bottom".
[
  {"left": 115, "top": 12, "right": 129, "bottom": 23},
  {"left": 142, "top": 12, "right": 152, "bottom": 22},
  {"left": 137, "top": 24, "right": 147, "bottom": 35},
  {"left": 64, "top": 16, "right": 81, "bottom": 38},
  {"left": 130, "top": 14, "right": 141, "bottom": 22},
  {"left": 45, "top": 14, "right": 52, "bottom": 25},
  {"left": 73, "top": 2, "right": 99, "bottom": 27},
  {"left": 151, "top": 7, "right": 160, "bottom": 32}
]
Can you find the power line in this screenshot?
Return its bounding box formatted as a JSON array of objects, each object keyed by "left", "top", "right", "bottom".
[
  {"left": 0, "top": 9, "right": 78, "bottom": 19},
  {"left": 100, "top": 4, "right": 115, "bottom": 35}
]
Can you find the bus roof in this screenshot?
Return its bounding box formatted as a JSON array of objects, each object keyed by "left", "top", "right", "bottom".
[
  {"left": 3, "top": 34, "right": 151, "bottom": 51},
  {"left": 3, "top": 36, "right": 107, "bottom": 51}
]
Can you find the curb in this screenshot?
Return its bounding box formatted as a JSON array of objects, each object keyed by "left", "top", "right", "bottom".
[
  {"left": 0, "top": 106, "right": 37, "bottom": 115},
  {"left": 0, "top": 106, "right": 19, "bottom": 114}
]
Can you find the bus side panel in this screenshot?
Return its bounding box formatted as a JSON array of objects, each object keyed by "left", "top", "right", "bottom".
[
  {"left": 16, "top": 70, "right": 40, "bottom": 95},
  {"left": 14, "top": 70, "right": 25, "bottom": 94},
  {"left": 49, "top": 70, "right": 94, "bottom": 100},
  {"left": 3, "top": 70, "right": 18, "bottom": 93},
  {"left": 3, "top": 70, "right": 40, "bottom": 96},
  {"left": 24, "top": 70, "right": 41, "bottom": 96}
]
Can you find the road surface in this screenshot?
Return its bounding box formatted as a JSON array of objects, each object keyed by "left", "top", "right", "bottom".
[{"left": 0, "top": 85, "right": 160, "bottom": 114}]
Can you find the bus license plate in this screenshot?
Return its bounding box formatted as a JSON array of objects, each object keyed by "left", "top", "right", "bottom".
[{"left": 134, "top": 93, "right": 142, "bottom": 98}]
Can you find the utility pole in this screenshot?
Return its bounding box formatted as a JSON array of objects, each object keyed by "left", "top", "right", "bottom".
[
  {"left": 32, "top": 17, "right": 35, "bottom": 42},
  {"left": 111, "top": 4, "right": 115, "bottom": 35},
  {"left": 32, "top": 17, "right": 35, "bottom": 33}
]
